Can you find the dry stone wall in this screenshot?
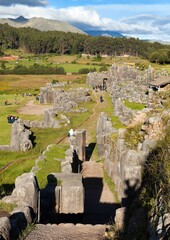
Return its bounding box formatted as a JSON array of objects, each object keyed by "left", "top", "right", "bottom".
[
  {"left": 96, "top": 112, "right": 148, "bottom": 199},
  {"left": 96, "top": 109, "right": 170, "bottom": 239}
]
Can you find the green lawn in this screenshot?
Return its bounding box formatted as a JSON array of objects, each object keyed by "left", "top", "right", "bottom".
[
  {"left": 0, "top": 94, "right": 30, "bottom": 144},
  {"left": 58, "top": 63, "right": 101, "bottom": 73}
]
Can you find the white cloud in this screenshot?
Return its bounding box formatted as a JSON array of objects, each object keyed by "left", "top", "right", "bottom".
[{"left": 0, "top": 4, "right": 170, "bottom": 40}]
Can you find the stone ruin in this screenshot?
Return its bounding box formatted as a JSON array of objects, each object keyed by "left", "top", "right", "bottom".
[
  {"left": 86, "top": 71, "right": 109, "bottom": 88},
  {"left": 87, "top": 64, "right": 170, "bottom": 126},
  {"left": 87, "top": 64, "right": 150, "bottom": 106},
  {"left": 0, "top": 130, "right": 86, "bottom": 238},
  {"left": 53, "top": 88, "right": 91, "bottom": 112},
  {"left": 40, "top": 83, "right": 91, "bottom": 112},
  {"left": 39, "top": 82, "right": 66, "bottom": 104},
  {"left": 90, "top": 64, "right": 170, "bottom": 238},
  {"left": 96, "top": 109, "right": 170, "bottom": 239},
  {"left": 0, "top": 118, "right": 33, "bottom": 152},
  {"left": 25, "top": 85, "right": 92, "bottom": 129},
  {"left": 61, "top": 129, "right": 86, "bottom": 173}
]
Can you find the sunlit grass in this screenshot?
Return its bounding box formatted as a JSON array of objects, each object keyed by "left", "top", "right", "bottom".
[
  {"left": 0, "top": 200, "right": 17, "bottom": 213},
  {"left": 124, "top": 100, "right": 145, "bottom": 111},
  {"left": 36, "top": 144, "right": 69, "bottom": 189}
]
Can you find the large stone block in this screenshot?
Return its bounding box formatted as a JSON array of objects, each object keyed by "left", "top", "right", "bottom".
[
  {"left": 60, "top": 180, "right": 84, "bottom": 214},
  {"left": 3, "top": 172, "right": 39, "bottom": 215},
  {"left": 123, "top": 150, "right": 147, "bottom": 167},
  {"left": 10, "top": 119, "right": 33, "bottom": 152}
]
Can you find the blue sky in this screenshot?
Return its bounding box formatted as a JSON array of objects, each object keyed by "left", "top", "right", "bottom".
[{"left": 0, "top": 0, "right": 170, "bottom": 41}]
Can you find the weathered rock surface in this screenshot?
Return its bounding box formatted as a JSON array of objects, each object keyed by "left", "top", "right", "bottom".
[
  {"left": 10, "top": 119, "right": 33, "bottom": 152},
  {"left": 2, "top": 172, "right": 39, "bottom": 214}
]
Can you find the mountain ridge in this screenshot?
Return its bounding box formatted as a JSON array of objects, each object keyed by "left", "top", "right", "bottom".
[{"left": 0, "top": 16, "right": 86, "bottom": 34}]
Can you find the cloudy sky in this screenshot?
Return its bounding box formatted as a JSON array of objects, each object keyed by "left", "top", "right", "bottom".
[{"left": 0, "top": 0, "right": 170, "bottom": 41}]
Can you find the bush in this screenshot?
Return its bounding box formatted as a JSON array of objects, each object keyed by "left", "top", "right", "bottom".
[
  {"left": 2, "top": 64, "right": 66, "bottom": 75},
  {"left": 77, "top": 68, "right": 89, "bottom": 74},
  {"left": 99, "top": 66, "right": 108, "bottom": 72}
]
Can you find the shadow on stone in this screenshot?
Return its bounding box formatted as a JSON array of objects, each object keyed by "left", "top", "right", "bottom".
[
  {"left": 28, "top": 131, "right": 36, "bottom": 147},
  {"left": 71, "top": 150, "right": 82, "bottom": 173},
  {"left": 86, "top": 142, "right": 96, "bottom": 161},
  {"left": 40, "top": 174, "right": 57, "bottom": 224},
  {"left": 83, "top": 177, "right": 120, "bottom": 224},
  {"left": 9, "top": 211, "right": 30, "bottom": 240}
]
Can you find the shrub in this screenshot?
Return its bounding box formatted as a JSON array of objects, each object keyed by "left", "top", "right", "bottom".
[
  {"left": 99, "top": 66, "right": 108, "bottom": 72},
  {"left": 78, "top": 68, "right": 90, "bottom": 74},
  {"left": 124, "top": 124, "right": 144, "bottom": 149}
]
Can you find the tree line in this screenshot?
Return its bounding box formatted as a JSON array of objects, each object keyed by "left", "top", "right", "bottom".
[{"left": 1, "top": 23, "right": 170, "bottom": 64}]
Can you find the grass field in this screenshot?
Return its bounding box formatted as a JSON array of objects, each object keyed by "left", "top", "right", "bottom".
[
  {"left": 1, "top": 52, "right": 163, "bottom": 73},
  {"left": 0, "top": 74, "right": 84, "bottom": 94}
]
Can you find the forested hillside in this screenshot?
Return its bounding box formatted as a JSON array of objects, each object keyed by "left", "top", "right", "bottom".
[{"left": 1, "top": 23, "right": 170, "bottom": 64}]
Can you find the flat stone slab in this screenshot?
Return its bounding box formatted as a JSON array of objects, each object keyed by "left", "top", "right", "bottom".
[{"left": 51, "top": 173, "right": 82, "bottom": 182}]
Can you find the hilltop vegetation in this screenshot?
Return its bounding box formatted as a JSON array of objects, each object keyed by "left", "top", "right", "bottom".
[{"left": 1, "top": 23, "right": 170, "bottom": 64}]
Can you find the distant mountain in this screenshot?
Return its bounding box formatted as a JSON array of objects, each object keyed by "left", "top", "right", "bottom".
[
  {"left": 0, "top": 16, "right": 86, "bottom": 34},
  {"left": 10, "top": 15, "right": 28, "bottom": 23},
  {"left": 84, "top": 30, "right": 124, "bottom": 38}
]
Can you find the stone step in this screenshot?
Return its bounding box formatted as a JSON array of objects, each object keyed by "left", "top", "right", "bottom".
[{"left": 24, "top": 223, "right": 108, "bottom": 240}]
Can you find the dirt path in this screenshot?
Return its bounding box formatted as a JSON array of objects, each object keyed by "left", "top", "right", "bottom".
[
  {"left": 82, "top": 161, "right": 117, "bottom": 225},
  {"left": 17, "top": 99, "right": 53, "bottom": 115}
]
